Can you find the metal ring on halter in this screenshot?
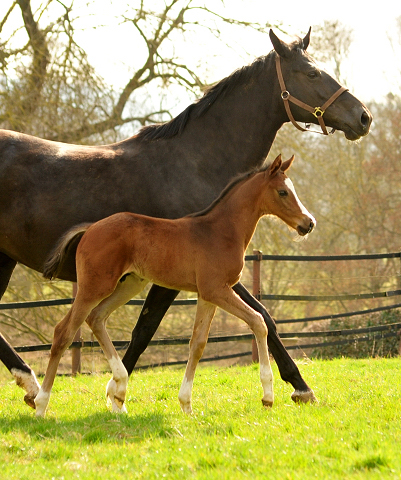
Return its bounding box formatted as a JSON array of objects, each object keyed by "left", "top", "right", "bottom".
[
  {"left": 275, "top": 54, "right": 348, "bottom": 135},
  {"left": 313, "top": 107, "right": 325, "bottom": 118}
]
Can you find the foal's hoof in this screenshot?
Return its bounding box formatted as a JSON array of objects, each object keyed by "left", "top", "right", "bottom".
[
  {"left": 114, "top": 396, "right": 128, "bottom": 413},
  {"left": 262, "top": 399, "right": 273, "bottom": 408},
  {"left": 107, "top": 394, "right": 128, "bottom": 414},
  {"left": 106, "top": 379, "right": 128, "bottom": 413},
  {"left": 179, "top": 400, "right": 193, "bottom": 415},
  {"left": 291, "top": 389, "right": 317, "bottom": 404}
]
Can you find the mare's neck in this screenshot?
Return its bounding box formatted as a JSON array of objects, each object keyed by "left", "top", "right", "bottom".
[{"left": 171, "top": 54, "right": 285, "bottom": 176}]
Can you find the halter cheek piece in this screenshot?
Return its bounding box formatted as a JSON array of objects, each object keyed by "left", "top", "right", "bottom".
[{"left": 275, "top": 55, "right": 348, "bottom": 135}]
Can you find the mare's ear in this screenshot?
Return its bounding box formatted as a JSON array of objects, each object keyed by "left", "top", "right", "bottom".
[
  {"left": 269, "top": 29, "right": 291, "bottom": 58},
  {"left": 281, "top": 155, "right": 295, "bottom": 172},
  {"left": 268, "top": 154, "right": 282, "bottom": 176},
  {"left": 302, "top": 27, "right": 312, "bottom": 50}
]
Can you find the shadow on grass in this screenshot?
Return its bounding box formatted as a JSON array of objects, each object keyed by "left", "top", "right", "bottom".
[{"left": 0, "top": 411, "right": 179, "bottom": 444}]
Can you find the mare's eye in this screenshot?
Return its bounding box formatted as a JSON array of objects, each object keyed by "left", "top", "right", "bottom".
[
  {"left": 307, "top": 70, "right": 319, "bottom": 79},
  {"left": 278, "top": 190, "right": 288, "bottom": 197}
]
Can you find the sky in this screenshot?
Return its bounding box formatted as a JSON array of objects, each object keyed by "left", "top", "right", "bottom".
[{"left": 71, "top": 0, "right": 401, "bottom": 105}]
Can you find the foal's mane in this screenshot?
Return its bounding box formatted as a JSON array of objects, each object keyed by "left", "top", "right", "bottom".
[
  {"left": 187, "top": 163, "right": 271, "bottom": 218},
  {"left": 135, "top": 53, "right": 275, "bottom": 143}
]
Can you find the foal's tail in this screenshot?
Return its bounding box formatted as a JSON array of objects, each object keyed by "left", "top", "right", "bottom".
[{"left": 43, "top": 223, "right": 92, "bottom": 280}]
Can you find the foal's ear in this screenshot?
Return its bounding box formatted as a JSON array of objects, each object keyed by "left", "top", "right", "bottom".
[
  {"left": 269, "top": 29, "right": 291, "bottom": 58},
  {"left": 302, "top": 27, "right": 312, "bottom": 51},
  {"left": 268, "top": 154, "right": 282, "bottom": 176},
  {"left": 280, "top": 155, "right": 295, "bottom": 172}
]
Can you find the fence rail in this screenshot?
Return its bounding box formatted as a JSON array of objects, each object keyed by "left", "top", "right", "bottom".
[
  {"left": 13, "top": 321, "right": 401, "bottom": 352},
  {"left": 2, "top": 250, "right": 401, "bottom": 370}
]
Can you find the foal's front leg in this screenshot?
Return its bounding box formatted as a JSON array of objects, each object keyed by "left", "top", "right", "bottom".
[
  {"left": 178, "top": 298, "right": 216, "bottom": 414},
  {"left": 204, "top": 286, "right": 274, "bottom": 407}
]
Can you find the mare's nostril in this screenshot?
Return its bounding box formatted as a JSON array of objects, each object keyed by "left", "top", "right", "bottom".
[{"left": 361, "top": 110, "right": 372, "bottom": 129}]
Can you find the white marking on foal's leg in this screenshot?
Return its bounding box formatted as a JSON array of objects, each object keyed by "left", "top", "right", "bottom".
[
  {"left": 34, "top": 388, "right": 51, "bottom": 418},
  {"left": 260, "top": 362, "right": 274, "bottom": 408},
  {"left": 106, "top": 356, "right": 128, "bottom": 413},
  {"left": 11, "top": 368, "right": 40, "bottom": 409},
  {"left": 178, "top": 376, "right": 194, "bottom": 414}
]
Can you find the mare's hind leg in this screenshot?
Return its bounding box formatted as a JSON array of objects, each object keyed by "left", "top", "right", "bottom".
[
  {"left": 85, "top": 274, "right": 148, "bottom": 413},
  {"left": 122, "top": 285, "right": 180, "bottom": 375},
  {"left": 0, "top": 253, "right": 40, "bottom": 408},
  {"left": 35, "top": 297, "right": 100, "bottom": 417},
  {"left": 203, "top": 286, "right": 274, "bottom": 407},
  {"left": 178, "top": 298, "right": 216, "bottom": 414}
]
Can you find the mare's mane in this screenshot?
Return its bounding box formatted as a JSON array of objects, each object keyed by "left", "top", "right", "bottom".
[
  {"left": 135, "top": 53, "right": 273, "bottom": 143},
  {"left": 134, "top": 35, "right": 305, "bottom": 143},
  {"left": 187, "top": 163, "right": 272, "bottom": 218}
]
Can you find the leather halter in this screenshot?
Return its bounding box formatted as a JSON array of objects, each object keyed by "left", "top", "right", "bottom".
[{"left": 275, "top": 55, "right": 348, "bottom": 135}]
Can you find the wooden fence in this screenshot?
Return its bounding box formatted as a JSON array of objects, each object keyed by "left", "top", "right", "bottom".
[{"left": 1, "top": 250, "right": 401, "bottom": 373}]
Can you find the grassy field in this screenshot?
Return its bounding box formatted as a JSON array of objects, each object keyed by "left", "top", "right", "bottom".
[{"left": 0, "top": 358, "right": 400, "bottom": 479}]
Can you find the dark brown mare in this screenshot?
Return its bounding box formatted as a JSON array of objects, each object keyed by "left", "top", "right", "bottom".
[
  {"left": 0, "top": 29, "right": 371, "bottom": 409},
  {"left": 35, "top": 154, "right": 315, "bottom": 417}
]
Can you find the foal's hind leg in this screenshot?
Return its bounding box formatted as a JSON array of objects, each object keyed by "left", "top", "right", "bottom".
[
  {"left": 203, "top": 286, "right": 274, "bottom": 407},
  {"left": 35, "top": 298, "right": 98, "bottom": 417},
  {"left": 178, "top": 298, "right": 216, "bottom": 414},
  {"left": 85, "top": 274, "right": 148, "bottom": 413}
]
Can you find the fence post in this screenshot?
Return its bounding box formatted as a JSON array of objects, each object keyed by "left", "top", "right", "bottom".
[
  {"left": 71, "top": 283, "right": 81, "bottom": 375},
  {"left": 252, "top": 249, "right": 263, "bottom": 363},
  {"left": 398, "top": 329, "right": 401, "bottom": 357}
]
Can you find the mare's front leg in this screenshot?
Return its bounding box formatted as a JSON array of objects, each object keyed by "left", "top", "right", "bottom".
[
  {"left": 0, "top": 253, "right": 40, "bottom": 408},
  {"left": 122, "top": 285, "right": 180, "bottom": 375},
  {"left": 205, "top": 286, "right": 274, "bottom": 407},
  {"left": 178, "top": 298, "right": 216, "bottom": 414},
  {"left": 233, "top": 282, "right": 317, "bottom": 404},
  {"left": 35, "top": 300, "right": 97, "bottom": 417},
  {"left": 86, "top": 274, "right": 148, "bottom": 413}
]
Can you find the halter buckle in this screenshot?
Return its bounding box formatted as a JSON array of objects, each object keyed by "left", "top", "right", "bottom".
[
  {"left": 313, "top": 107, "right": 325, "bottom": 118},
  {"left": 281, "top": 91, "right": 290, "bottom": 100}
]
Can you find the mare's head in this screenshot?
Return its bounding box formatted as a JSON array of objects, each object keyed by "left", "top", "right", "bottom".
[
  {"left": 263, "top": 154, "right": 315, "bottom": 236},
  {"left": 269, "top": 28, "right": 372, "bottom": 140}
]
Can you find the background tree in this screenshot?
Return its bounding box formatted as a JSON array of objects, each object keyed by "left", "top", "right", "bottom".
[{"left": 0, "top": 0, "right": 275, "bottom": 142}]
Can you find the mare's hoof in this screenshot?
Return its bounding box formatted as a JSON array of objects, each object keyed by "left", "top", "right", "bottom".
[
  {"left": 12, "top": 368, "right": 40, "bottom": 409},
  {"left": 262, "top": 399, "right": 273, "bottom": 408},
  {"left": 24, "top": 393, "right": 37, "bottom": 409},
  {"left": 291, "top": 389, "right": 317, "bottom": 404}
]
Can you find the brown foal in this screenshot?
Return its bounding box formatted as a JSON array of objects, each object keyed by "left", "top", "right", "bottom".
[{"left": 35, "top": 154, "right": 315, "bottom": 417}]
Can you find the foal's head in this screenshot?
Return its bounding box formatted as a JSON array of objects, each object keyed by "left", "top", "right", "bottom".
[{"left": 263, "top": 154, "right": 315, "bottom": 236}]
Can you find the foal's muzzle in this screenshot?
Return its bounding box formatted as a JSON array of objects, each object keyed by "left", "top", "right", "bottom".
[{"left": 297, "top": 220, "right": 315, "bottom": 236}]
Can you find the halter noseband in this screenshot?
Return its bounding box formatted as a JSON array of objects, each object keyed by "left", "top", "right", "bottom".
[{"left": 275, "top": 55, "right": 348, "bottom": 135}]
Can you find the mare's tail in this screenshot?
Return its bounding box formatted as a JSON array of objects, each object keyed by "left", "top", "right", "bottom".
[{"left": 43, "top": 223, "right": 92, "bottom": 280}]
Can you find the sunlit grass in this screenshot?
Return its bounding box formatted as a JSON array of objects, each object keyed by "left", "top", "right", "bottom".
[{"left": 0, "top": 358, "right": 400, "bottom": 479}]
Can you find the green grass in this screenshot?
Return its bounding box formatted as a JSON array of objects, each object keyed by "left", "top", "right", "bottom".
[{"left": 0, "top": 358, "right": 400, "bottom": 479}]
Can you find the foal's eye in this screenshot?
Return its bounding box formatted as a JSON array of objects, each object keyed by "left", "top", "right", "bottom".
[{"left": 278, "top": 190, "right": 288, "bottom": 197}]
